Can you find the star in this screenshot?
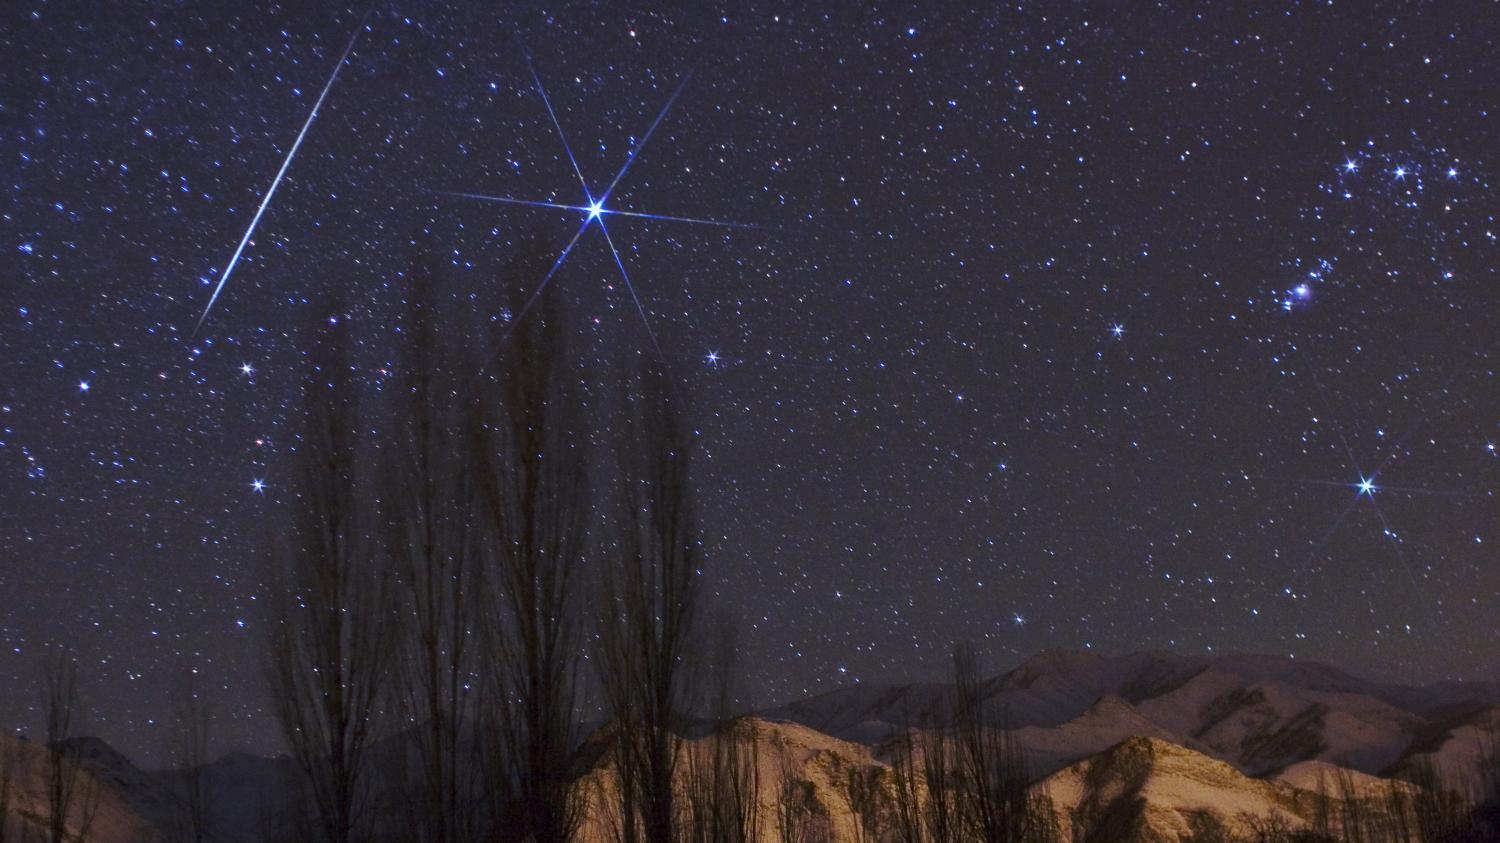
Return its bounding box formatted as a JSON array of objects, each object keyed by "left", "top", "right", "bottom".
[
  {"left": 1344, "top": 160, "right": 1358, "bottom": 172},
  {"left": 1012, "top": 612, "right": 1027, "bottom": 626},
  {"left": 78, "top": 380, "right": 89, "bottom": 392},
  {"left": 1243, "top": 373, "right": 1443, "bottom": 596},
  {"left": 705, "top": 350, "right": 720, "bottom": 365},
  {"left": 1110, "top": 323, "right": 1125, "bottom": 338},
  {"left": 240, "top": 363, "right": 254, "bottom": 376},
  {"left": 442, "top": 53, "right": 755, "bottom": 362},
  {"left": 1393, "top": 165, "right": 1407, "bottom": 179},
  {"left": 250, "top": 478, "right": 266, "bottom": 494}
]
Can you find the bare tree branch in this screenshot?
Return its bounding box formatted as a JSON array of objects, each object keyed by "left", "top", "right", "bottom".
[
  {"left": 596, "top": 365, "right": 701, "bottom": 843},
  {"left": 384, "top": 256, "right": 483, "bottom": 843},
  {"left": 263, "top": 321, "right": 391, "bottom": 843},
  {"left": 39, "top": 651, "right": 88, "bottom": 843},
  {"left": 171, "top": 670, "right": 212, "bottom": 843},
  {"left": 472, "top": 281, "right": 589, "bottom": 843}
]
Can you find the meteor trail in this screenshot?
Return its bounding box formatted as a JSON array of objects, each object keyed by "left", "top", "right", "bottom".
[{"left": 194, "top": 9, "right": 371, "bottom": 333}]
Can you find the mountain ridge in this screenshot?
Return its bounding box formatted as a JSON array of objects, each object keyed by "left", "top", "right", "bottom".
[{"left": 4, "top": 648, "right": 1495, "bottom": 842}]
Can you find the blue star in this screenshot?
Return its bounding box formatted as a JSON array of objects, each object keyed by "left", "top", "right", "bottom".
[
  {"left": 250, "top": 478, "right": 266, "bottom": 494},
  {"left": 1110, "top": 323, "right": 1125, "bottom": 339},
  {"left": 1344, "top": 160, "right": 1358, "bottom": 173},
  {"left": 240, "top": 363, "right": 254, "bottom": 376},
  {"left": 442, "top": 54, "right": 755, "bottom": 362},
  {"left": 705, "top": 350, "right": 720, "bottom": 365},
  {"left": 1357, "top": 476, "right": 1376, "bottom": 496},
  {"left": 78, "top": 380, "right": 89, "bottom": 392}
]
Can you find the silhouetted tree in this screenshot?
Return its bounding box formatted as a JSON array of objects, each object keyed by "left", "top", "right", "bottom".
[
  {"left": 842, "top": 765, "right": 887, "bottom": 843},
  {"left": 951, "top": 643, "right": 1054, "bottom": 843},
  {"left": 39, "top": 652, "right": 96, "bottom": 843},
  {"left": 0, "top": 728, "right": 21, "bottom": 843},
  {"left": 472, "top": 284, "right": 590, "bottom": 843},
  {"left": 1334, "top": 768, "right": 1374, "bottom": 843},
  {"left": 170, "top": 671, "right": 212, "bottom": 843},
  {"left": 1306, "top": 768, "right": 1333, "bottom": 842},
  {"left": 1468, "top": 714, "right": 1500, "bottom": 841},
  {"left": 683, "top": 719, "right": 762, "bottom": 843},
  {"left": 385, "top": 264, "right": 482, "bottom": 843},
  {"left": 922, "top": 728, "right": 962, "bottom": 843},
  {"left": 888, "top": 723, "right": 926, "bottom": 843},
  {"left": 773, "top": 740, "right": 830, "bottom": 843},
  {"left": 596, "top": 366, "right": 701, "bottom": 843},
  {"left": 683, "top": 623, "right": 760, "bottom": 843},
  {"left": 1403, "top": 756, "right": 1471, "bottom": 841},
  {"left": 264, "top": 324, "right": 391, "bottom": 843}
]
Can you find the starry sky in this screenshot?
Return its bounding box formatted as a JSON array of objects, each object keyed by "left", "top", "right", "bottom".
[{"left": 3, "top": 1, "right": 1499, "bottom": 763}]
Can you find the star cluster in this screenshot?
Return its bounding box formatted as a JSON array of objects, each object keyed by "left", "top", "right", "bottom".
[{"left": 2, "top": 2, "right": 1498, "bottom": 760}]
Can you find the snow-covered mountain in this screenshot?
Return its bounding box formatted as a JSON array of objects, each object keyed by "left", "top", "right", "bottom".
[
  {"left": 760, "top": 648, "right": 1500, "bottom": 780},
  {"left": 2, "top": 649, "right": 1493, "bottom": 842},
  {"left": 1033, "top": 735, "right": 1414, "bottom": 842}
]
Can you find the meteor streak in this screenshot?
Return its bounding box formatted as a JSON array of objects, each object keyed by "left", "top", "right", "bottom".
[{"left": 194, "top": 9, "right": 371, "bottom": 333}]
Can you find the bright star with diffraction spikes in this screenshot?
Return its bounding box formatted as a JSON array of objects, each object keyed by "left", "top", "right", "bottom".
[{"left": 441, "top": 51, "right": 762, "bottom": 363}]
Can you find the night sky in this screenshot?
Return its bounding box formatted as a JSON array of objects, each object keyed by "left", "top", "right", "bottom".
[{"left": 4, "top": 1, "right": 1499, "bottom": 763}]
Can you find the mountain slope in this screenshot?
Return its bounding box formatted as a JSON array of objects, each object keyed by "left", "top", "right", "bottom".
[
  {"left": 0, "top": 733, "right": 159, "bottom": 843},
  {"left": 1034, "top": 735, "right": 1410, "bottom": 843},
  {"left": 573, "top": 717, "right": 884, "bottom": 843},
  {"left": 763, "top": 649, "right": 1500, "bottom": 782}
]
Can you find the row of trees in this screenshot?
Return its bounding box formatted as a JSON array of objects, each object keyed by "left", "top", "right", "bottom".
[
  {"left": 261, "top": 266, "right": 707, "bottom": 843},
  {"left": 606, "top": 641, "right": 1061, "bottom": 843},
  {"left": 1182, "top": 765, "right": 1500, "bottom": 843},
  {"left": 1236, "top": 749, "right": 1500, "bottom": 843},
  {"left": 253, "top": 264, "right": 1049, "bottom": 843},
  {"left": 884, "top": 644, "right": 1058, "bottom": 843}
]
